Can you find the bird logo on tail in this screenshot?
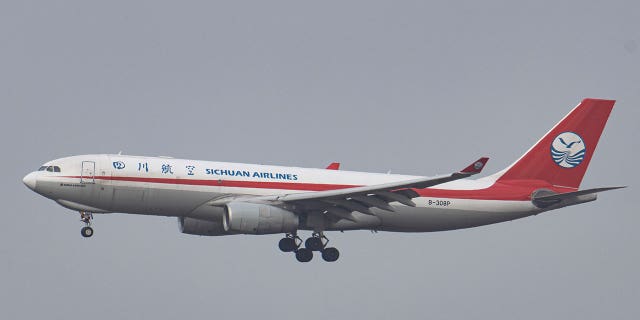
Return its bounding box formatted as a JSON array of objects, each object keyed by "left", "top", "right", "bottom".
[{"left": 551, "top": 132, "right": 586, "bottom": 168}]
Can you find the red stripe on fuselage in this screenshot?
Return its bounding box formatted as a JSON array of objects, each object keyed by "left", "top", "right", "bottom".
[
  {"left": 60, "top": 176, "right": 574, "bottom": 201},
  {"left": 63, "top": 176, "right": 357, "bottom": 191}
]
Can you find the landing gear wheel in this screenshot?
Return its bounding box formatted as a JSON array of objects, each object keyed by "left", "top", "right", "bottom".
[
  {"left": 305, "top": 237, "right": 324, "bottom": 251},
  {"left": 81, "top": 226, "right": 94, "bottom": 238},
  {"left": 279, "top": 237, "right": 297, "bottom": 252},
  {"left": 79, "top": 211, "right": 94, "bottom": 238},
  {"left": 321, "top": 247, "right": 339, "bottom": 262},
  {"left": 295, "top": 248, "right": 313, "bottom": 262}
]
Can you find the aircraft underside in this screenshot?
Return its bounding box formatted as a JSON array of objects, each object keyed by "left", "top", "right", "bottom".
[
  {"left": 48, "top": 179, "right": 547, "bottom": 262},
  {"left": 50, "top": 180, "right": 541, "bottom": 232}
]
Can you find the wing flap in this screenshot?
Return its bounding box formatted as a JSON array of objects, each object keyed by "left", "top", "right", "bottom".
[
  {"left": 350, "top": 195, "right": 396, "bottom": 212},
  {"left": 373, "top": 191, "right": 417, "bottom": 207},
  {"left": 325, "top": 207, "right": 358, "bottom": 221},
  {"left": 323, "top": 199, "right": 375, "bottom": 215}
]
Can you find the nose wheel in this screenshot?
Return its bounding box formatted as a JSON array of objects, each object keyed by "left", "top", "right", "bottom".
[
  {"left": 79, "top": 211, "right": 94, "bottom": 238},
  {"left": 81, "top": 226, "right": 94, "bottom": 237},
  {"left": 278, "top": 232, "right": 340, "bottom": 262}
]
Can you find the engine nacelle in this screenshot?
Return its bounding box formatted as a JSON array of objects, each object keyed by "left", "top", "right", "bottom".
[
  {"left": 178, "top": 217, "right": 228, "bottom": 236},
  {"left": 222, "top": 202, "right": 299, "bottom": 235}
]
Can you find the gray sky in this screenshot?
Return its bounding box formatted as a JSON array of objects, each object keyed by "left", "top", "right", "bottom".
[{"left": 1, "top": 1, "right": 638, "bottom": 319}]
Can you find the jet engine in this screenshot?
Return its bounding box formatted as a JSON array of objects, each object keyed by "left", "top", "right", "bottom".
[
  {"left": 222, "top": 202, "right": 299, "bottom": 235},
  {"left": 178, "top": 217, "right": 228, "bottom": 236}
]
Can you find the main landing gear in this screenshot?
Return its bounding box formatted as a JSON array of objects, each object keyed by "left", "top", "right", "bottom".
[
  {"left": 279, "top": 232, "right": 340, "bottom": 263},
  {"left": 79, "top": 211, "right": 94, "bottom": 238}
]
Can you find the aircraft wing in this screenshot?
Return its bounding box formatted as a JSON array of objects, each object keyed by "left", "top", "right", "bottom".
[{"left": 257, "top": 157, "right": 489, "bottom": 221}]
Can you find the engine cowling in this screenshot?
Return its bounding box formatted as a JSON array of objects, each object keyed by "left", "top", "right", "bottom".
[
  {"left": 178, "top": 217, "right": 228, "bottom": 236},
  {"left": 222, "top": 202, "right": 299, "bottom": 235}
]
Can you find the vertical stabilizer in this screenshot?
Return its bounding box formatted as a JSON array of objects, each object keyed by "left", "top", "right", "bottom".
[{"left": 493, "top": 98, "right": 615, "bottom": 189}]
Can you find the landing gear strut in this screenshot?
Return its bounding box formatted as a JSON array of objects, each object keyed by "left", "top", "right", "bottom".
[
  {"left": 79, "top": 211, "right": 94, "bottom": 238},
  {"left": 305, "top": 234, "right": 325, "bottom": 251},
  {"left": 307, "top": 232, "right": 339, "bottom": 262},
  {"left": 279, "top": 232, "right": 340, "bottom": 262}
]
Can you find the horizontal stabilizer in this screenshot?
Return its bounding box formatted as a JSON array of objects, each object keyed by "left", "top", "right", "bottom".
[{"left": 532, "top": 186, "right": 626, "bottom": 208}]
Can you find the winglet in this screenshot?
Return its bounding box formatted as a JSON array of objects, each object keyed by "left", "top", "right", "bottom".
[
  {"left": 459, "top": 157, "right": 489, "bottom": 174},
  {"left": 326, "top": 162, "right": 341, "bottom": 170}
]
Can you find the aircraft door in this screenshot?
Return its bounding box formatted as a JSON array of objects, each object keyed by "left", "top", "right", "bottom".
[{"left": 81, "top": 161, "right": 96, "bottom": 184}]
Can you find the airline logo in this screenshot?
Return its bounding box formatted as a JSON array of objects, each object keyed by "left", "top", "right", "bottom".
[
  {"left": 113, "top": 161, "right": 126, "bottom": 169},
  {"left": 551, "top": 132, "right": 586, "bottom": 168}
]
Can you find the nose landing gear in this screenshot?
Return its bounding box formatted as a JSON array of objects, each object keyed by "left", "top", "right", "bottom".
[{"left": 79, "top": 211, "right": 94, "bottom": 238}]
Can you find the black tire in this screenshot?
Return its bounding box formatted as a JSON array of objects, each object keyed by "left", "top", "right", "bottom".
[
  {"left": 321, "top": 247, "right": 339, "bottom": 262},
  {"left": 305, "top": 237, "right": 323, "bottom": 251},
  {"left": 81, "top": 226, "right": 94, "bottom": 238},
  {"left": 295, "top": 248, "right": 313, "bottom": 262},
  {"left": 278, "top": 237, "right": 296, "bottom": 252}
]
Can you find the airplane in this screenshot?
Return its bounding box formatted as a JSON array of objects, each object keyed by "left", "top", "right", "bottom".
[{"left": 22, "top": 98, "right": 624, "bottom": 262}]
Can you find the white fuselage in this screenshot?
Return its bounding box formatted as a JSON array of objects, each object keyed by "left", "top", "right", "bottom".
[{"left": 24, "top": 154, "right": 561, "bottom": 233}]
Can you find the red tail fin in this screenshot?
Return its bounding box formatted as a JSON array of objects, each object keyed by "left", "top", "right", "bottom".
[{"left": 495, "top": 98, "right": 615, "bottom": 189}]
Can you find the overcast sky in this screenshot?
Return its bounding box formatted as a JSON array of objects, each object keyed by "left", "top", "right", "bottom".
[{"left": 1, "top": 1, "right": 638, "bottom": 319}]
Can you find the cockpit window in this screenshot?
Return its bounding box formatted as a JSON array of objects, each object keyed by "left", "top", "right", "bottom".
[
  {"left": 46, "top": 166, "right": 54, "bottom": 172},
  {"left": 53, "top": 166, "right": 61, "bottom": 172},
  {"left": 38, "top": 166, "right": 48, "bottom": 171},
  {"left": 39, "top": 166, "right": 61, "bottom": 172}
]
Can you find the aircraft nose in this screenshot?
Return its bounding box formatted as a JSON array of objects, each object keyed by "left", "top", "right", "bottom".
[{"left": 23, "top": 172, "right": 37, "bottom": 191}]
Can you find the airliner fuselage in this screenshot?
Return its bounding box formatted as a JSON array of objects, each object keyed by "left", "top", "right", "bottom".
[
  {"left": 24, "top": 154, "right": 554, "bottom": 233},
  {"left": 22, "top": 98, "right": 621, "bottom": 262}
]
